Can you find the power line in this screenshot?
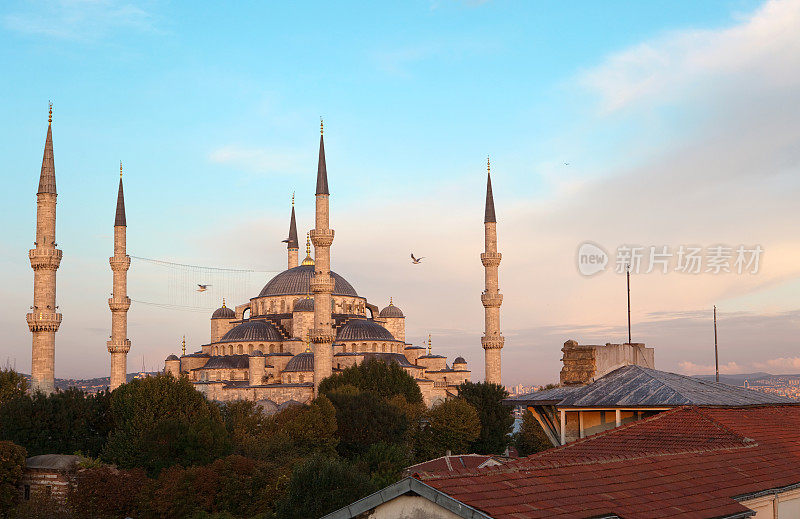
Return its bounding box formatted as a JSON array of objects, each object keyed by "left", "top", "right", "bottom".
[{"left": 130, "top": 255, "right": 278, "bottom": 274}]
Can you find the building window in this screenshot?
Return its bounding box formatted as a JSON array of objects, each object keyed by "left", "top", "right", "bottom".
[
  {"left": 299, "top": 374, "right": 304, "bottom": 383},
  {"left": 382, "top": 344, "right": 386, "bottom": 352},
  {"left": 24, "top": 485, "right": 30, "bottom": 501}
]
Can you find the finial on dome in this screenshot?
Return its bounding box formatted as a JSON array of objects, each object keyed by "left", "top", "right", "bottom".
[
  {"left": 301, "top": 232, "right": 315, "bottom": 266},
  {"left": 182, "top": 335, "right": 186, "bottom": 356},
  {"left": 48, "top": 101, "right": 52, "bottom": 125},
  {"left": 222, "top": 298, "right": 226, "bottom": 308},
  {"left": 427, "top": 334, "right": 432, "bottom": 355},
  {"left": 389, "top": 297, "right": 393, "bottom": 306}
]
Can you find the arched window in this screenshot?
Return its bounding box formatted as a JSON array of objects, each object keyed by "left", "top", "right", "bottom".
[
  {"left": 230, "top": 371, "right": 236, "bottom": 380},
  {"left": 239, "top": 345, "right": 244, "bottom": 354},
  {"left": 249, "top": 344, "right": 254, "bottom": 354},
  {"left": 382, "top": 344, "right": 386, "bottom": 352},
  {"left": 299, "top": 374, "right": 304, "bottom": 383},
  {"left": 269, "top": 344, "right": 275, "bottom": 353},
  {"left": 362, "top": 342, "right": 367, "bottom": 352},
  {"left": 372, "top": 343, "right": 377, "bottom": 352}
]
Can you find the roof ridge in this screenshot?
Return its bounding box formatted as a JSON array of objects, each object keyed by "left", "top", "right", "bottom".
[
  {"left": 417, "top": 441, "right": 758, "bottom": 482},
  {"left": 691, "top": 406, "right": 757, "bottom": 442}
]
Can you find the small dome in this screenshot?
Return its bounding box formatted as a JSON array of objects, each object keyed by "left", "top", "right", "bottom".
[
  {"left": 284, "top": 351, "right": 314, "bottom": 372},
  {"left": 293, "top": 297, "right": 314, "bottom": 312},
  {"left": 219, "top": 320, "right": 282, "bottom": 343},
  {"left": 379, "top": 302, "right": 404, "bottom": 318},
  {"left": 453, "top": 356, "right": 467, "bottom": 365},
  {"left": 212, "top": 303, "right": 235, "bottom": 319},
  {"left": 258, "top": 264, "right": 358, "bottom": 297},
  {"left": 165, "top": 354, "right": 179, "bottom": 361},
  {"left": 337, "top": 319, "right": 395, "bottom": 341},
  {"left": 251, "top": 350, "right": 265, "bottom": 357}
]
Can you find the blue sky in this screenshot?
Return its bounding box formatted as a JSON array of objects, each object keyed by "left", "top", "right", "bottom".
[{"left": 5, "top": 0, "right": 800, "bottom": 384}]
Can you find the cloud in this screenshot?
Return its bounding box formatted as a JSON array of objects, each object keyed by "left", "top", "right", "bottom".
[
  {"left": 3, "top": 0, "right": 156, "bottom": 40},
  {"left": 208, "top": 146, "right": 305, "bottom": 176},
  {"left": 582, "top": 0, "right": 800, "bottom": 113},
  {"left": 678, "top": 361, "right": 743, "bottom": 376},
  {"left": 753, "top": 357, "right": 800, "bottom": 371}
]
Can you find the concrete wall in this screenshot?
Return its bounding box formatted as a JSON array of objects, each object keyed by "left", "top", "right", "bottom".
[
  {"left": 742, "top": 487, "right": 800, "bottom": 518},
  {"left": 366, "top": 495, "right": 464, "bottom": 519},
  {"left": 561, "top": 340, "right": 654, "bottom": 385}
]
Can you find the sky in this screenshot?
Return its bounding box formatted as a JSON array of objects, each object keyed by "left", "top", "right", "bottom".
[{"left": 2, "top": 0, "right": 800, "bottom": 385}]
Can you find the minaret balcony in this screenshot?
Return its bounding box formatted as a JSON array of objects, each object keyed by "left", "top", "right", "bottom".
[
  {"left": 108, "top": 297, "right": 131, "bottom": 311},
  {"left": 107, "top": 339, "right": 131, "bottom": 354},
  {"left": 26, "top": 312, "right": 62, "bottom": 332},
  {"left": 480, "top": 252, "right": 502, "bottom": 267},
  {"left": 28, "top": 248, "right": 62, "bottom": 270},
  {"left": 481, "top": 336, "right": 505, "bottom": 349},
  {"left": 109, "top": 256, "right": 131, "bottom": 271},
  {"left": 310, "top": 229, "right": 334, "bottom": 247},
  {"left": 481, "top": 292, "right": 503, "bottom": 307},
  {"left": 310, "top": 276, "right": 335, "bottom": 293},
  {"left": 311, "top": 329, "right": 336, "bottom": 344}
]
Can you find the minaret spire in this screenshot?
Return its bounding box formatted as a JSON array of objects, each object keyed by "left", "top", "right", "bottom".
[
  {"left": 287, "top": 192, "right": 299, "bottom": 268},
  {"left": 108, "top": 163, "right": 132, "bottom": 390},
  {"left": 28, "top": 103, "right": 62, "bottom": 393},
  {"left": 481, "top": 157, "right": 504, "bottom": 385},
  {"left": 310, "top": 120, "right": 335, "bottom": 394}
]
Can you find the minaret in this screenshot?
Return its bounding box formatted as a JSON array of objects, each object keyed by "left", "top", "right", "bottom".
[
  {"left": 287, "top": 193, "right": 299, "bottom": 269},
  {"left": 481, "top": 157, "right": 504, "bottom": 385},
  {"left": 310, "top": 119, "right": 335, "bottom": 394},
  {"left": 27, "top": 103, "right": 62, "bottom": 394},
  {"left": 107, "top": 162, "right": 132, "bottom": 390}
]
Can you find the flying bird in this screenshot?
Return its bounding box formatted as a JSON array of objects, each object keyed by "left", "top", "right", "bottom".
[
  {"left": 411, "top": 254, "right": 425, "bottom": 264},
  {"left": 197, "top": 284, "right": 212, "bottom": 292},
  {"left": 564, "top": 162, "right": 570, "bottom": 166}
]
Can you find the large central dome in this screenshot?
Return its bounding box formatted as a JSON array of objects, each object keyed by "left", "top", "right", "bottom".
[{"left": 258, "top": 264, "right": 358, "bottom": 298}]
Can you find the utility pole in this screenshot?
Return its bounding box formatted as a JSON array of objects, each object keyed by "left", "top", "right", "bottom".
[
  {"left": 626, "top": 264, "right": 632, "bottom": 344},
  {"left": 714, "top": 305, "right": 719, "bottom": 383}
]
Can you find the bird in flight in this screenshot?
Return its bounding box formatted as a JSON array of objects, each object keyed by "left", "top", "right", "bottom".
[
  {"left": 197, "top": 284, "right": 212, "bottom": 292},
  {"left": 564, "top": 162, "right": 570, "bottom": 166},
  {"left": 411, "top": 253, "right": 425, "bottom": 264}
]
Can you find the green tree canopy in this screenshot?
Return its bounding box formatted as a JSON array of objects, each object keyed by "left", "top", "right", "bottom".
[
  {"left": 0, "top": 388, "right": 111, "bottom": 458},
  {"left": 326, "top": 389, "right": 409, "bottom": 459},
  {"left": 318, "top": 359, "right": 423, "bottom": 404},
  {"left": 102, "top": 374, "right": 230, "bottom": 476},
  {"left": 275, "top": 454, "right": 375, "bottom": 519},
  {"left": 416, "top": 398, "right": 481, "bottom": 461},
  {"left": 0, "top": 441, "right": 26, "bottom": 516},
  {"left": 0, "top": 369, "right": 28, "bottom": 408},
  {"left": 457, "top": 381, "right": 515, "bottom": 455},
  {"left": 514, "top": 409, "right": 553, "bottom": 457}
]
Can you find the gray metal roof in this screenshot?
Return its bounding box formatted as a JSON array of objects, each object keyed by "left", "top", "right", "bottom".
[
  {"left": 258, "top": 264, "right": 357, "bottom": 297},
  {"left": 561, "top": 365, "right": 796, "bottom": 408},
  {"left": 38, "top": 123, "right": 56, "bottom": 194},
  {"left": 218, "top": 320, "right": 282, "bottom": 343},
  {"left": 336, "top": 318, "right": 396, "bottom": 341},
  {"left": 505, "top": 386, "right": 579, "bottom": 405},
  {"left": 114, "top": 177, "right": 126, "bottom": 227},
  {"left": 322, "top": 477, "right": 491, "bottom": 519},
  {"left": 316, "top": 133, "right": 329, "bottom": 195},
  {"left": 484, "top": 170, "right": 496, "bottom": 223},
  {"left": 26, "top": 454, "right": 82, "bottom": 471}
]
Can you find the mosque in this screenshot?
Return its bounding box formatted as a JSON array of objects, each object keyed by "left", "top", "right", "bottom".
[{"left": 27, "top": 109, "right": 505, "bottom": 408}]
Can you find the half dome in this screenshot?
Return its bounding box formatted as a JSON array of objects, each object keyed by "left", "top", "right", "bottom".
[
  {"left": 258, "top": 264, "right": 358, "bottom": 298},
  {"left": 293, "top": 297, "right": 314, "bottom": 312},
  {"left": 379, "top": 304, "right": 404, "bottom": 318},
  {"left": 336, "top": 319, "right": 396, "bottom": 341},
  {"left": 284, "top": 351, "right": 314, "bottom": 372},
  {"left": 212, "top": 305, "right": 235, "bottom": 319},
  {"left": 218, "top": 320, "right": 282, "bottom": 343}
]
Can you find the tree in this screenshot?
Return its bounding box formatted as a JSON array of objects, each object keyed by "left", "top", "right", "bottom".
[
  {"left": 275, "top": 454, "right": 375, "bottom": 519},
  {"left": 457, "top": 381, "right": 515, "bottom": 454},
  {"left": 354, "top": 442, "right": 410, "bottom": 488},
  {"left": 514, "top": 409, "right": 552, "bottom": 457},
  {"left": 319, "top": 359, "right": 423, "bottom": 404},
  {"left": 0, "top": 441, "right": 26, "bottom": 516},
  {"left": 102, "top": 374, "right": 230, "bottom": 476},
  {"left": 67, "top": 465, "right": 147, "bottom": 519},
  {"left": 0, "top": 369, "right": 28, "bottom": 408},
  {"left": 326, "top": 389, "right": 408, "bottom": 459},
  {"left": 416, "top": 398, "right": 480, "bottom": 461},
  {"left": 0, "top": 388, "right": 111, "bottom": 458}
]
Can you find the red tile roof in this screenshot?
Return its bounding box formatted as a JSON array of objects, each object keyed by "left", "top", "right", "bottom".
[
  {"left": 416, "top": 406, "right": 800, "bottom": 518},
  {"left": 406, "top": 454, "right": 501, "bottom": 474}
]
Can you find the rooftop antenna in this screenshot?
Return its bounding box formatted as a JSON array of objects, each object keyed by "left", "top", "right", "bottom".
[
  {"left": 626, "top": 264, "right": 632, "bottom": 344},
  {"left": 714, "top": 305, "right": 719, "bottom": 382}
]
